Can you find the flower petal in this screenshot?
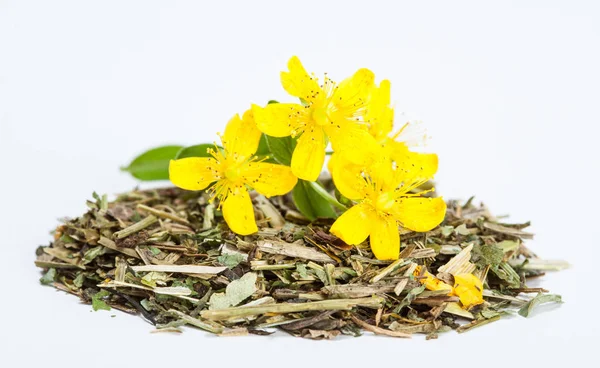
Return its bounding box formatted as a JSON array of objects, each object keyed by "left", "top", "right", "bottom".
[
  {"left": 413, "top": 266, "right": 453, "bottom": 292},
  {"left": 453, "top": 273, "right": 484, "bottom": 308},
  {"left": 221, "top": 187, "right": 258, "bottom": 235},
  {"left": 367, "top": 79, "right": 394, "bottom": 142},
  {"left": 252, "top": 103, "right": 306, "bottom": 137},
  {"left": 330, "top": 203, "right": 374, "bottom": 245},
  {"left": 393, "top": 146, "right": 439, "bottom": 182},
  {"left": 391, "top": 197, "right": 446, "bottom": 232},
  {"left": 242, "top": 162, "right": 298, "bottom": 197},
  {"left": 280, "top": 56, "right": 322, "bottom": 104},
  {"left": 327, "top": 123, "right": 380, "bottom": 166},
  {"left": 169, "top": 157, "right": 221, "bottom": 191},
  {"left": 369, "top": 214, "right": 400, "bottom": 260},
  {"left": 291, "top": 126, "right": 326, "bottom": 181},
  {"left": 332, "top": 68, "right": 375, "bottom": 116},
  {"left": 329, "top": 153, "right": 367, "bottom": 200},
  {"left": 222, "top": 110, "right": 261, "bottom": 159}
]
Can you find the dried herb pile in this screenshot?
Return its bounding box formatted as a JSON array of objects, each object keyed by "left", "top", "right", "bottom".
[{"left": 35, "top": 187, "right": 565, "bottom": 339}]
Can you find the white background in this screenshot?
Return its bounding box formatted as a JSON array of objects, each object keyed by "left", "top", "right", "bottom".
[{"left": 1, "top": 1, "right": 598, "bottom": 366}]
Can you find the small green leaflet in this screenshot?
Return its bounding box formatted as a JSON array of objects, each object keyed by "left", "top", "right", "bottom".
[
  {"left": 518, "top": 293, "right": 563, "bottom": 317},
  {"left": 121, "top": 145, "right": 183, "bottom": 181},
  {"left": 292, "top": 180, "right": 337, "bottom": 221}
]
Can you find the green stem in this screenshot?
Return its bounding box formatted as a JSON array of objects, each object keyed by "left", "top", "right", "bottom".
[{"left": 308, "top": 181, "right": 347, "bottom": 211}]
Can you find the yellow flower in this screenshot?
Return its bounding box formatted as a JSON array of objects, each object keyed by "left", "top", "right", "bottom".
[
  {"left": 329, "top": 159, "right": 446, "bottom": 260},
  {"left": 252, "top": 56, "right": 379, "bottom": 181},
  {"left": 329, "top": 79, "right": 436, "bottom": 195},
  {"left": 169, "top": 109, "right": 298, "bottom": 235},
  {"left": 452, "top": 273, "right": 484, "bottom": 308}
]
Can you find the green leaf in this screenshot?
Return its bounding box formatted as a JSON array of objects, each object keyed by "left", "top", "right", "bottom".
[
  {"left": 217, "top": 253, "right": 245, "bottom": 269},
  {"left": 40, "top": 268, "right": 56, "bottom": 285},
  {"left": 92, "top": 290, "right": 111, "bottom": 311},
  {"left": 292, "top": 180, "right": 337, "bottom": 221},
  {"left": 82, "top": 246, "right": 106, "bottom": 265},
  {"left": 491, "top": 262, "right": 521, "bottom": 288},
  {"left": 264, "top": 135, "right": 296, "bottom": 166},
  {"left": 209, "top": 272, "right": 257, "bottom": 310},
  {"left": 252, "top": 134, "right": 278, "bottom": 163},
  {"left": 256, "top": 134, "right": 270, "bottom": 156},
  {"left": 175, "top": 143, "right": 217, "bottom": 159},
  {"left": 395, "top": 285, "right": 426, "bottom": 313},
  {"left": 472, "top": 244, "right": 504, "bottom": 268},
  {"left": 518, "top": 293, "right": 563, "bottom": 317},
  {"left": 140, "top": 271, "right": 169, "bottom": 288},
  {"left": 121, "top": 145, "right": 183, "bottom": 181},
  {"left": 73, "top": 273, "right": 85, "bottom": 288}
]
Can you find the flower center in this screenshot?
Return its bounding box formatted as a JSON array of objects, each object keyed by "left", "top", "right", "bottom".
[
  {"left": 224, "top": 163, "right": 243, "bottom": 182},
  {"left": 312, "top": 106, "right": 329, "bottom": 126},
  {"left": 375, "top": 192, "right": 395, "bottom": 212}
]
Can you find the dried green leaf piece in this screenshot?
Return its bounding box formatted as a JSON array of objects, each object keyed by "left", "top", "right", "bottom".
[
  {"left": 82, "top": 246, "right": 106, "bottom": 264},
  {"left": 491, "top": 262, "right": 521, "bottom": 288},
  {"left": 40, "top": 268, "right": 56, "bottom": 285},
  {"left": 73, "top": 273, "right": 85, "bottom": 288},
  {"left": 518, "top": 293, "right": 563, "bottom": 317},
  {"left": 395, "top": 285, "right": 426, "bottom": 313},
  {"left": 141, "top": 271, "right": 169, "bottom": 288},
  {"left": 473, "top": 244, "right": 504, "bottom": 268},
  {"left": 217, "top": 253, "right": 245, "bottom": 269},
  {"left": 441, "top": 226, "right": 454, "bottom": 237},
  {"left": 92, "top": 290, "right": 111, "bottom": 311},
  {"left": 209, "top": 273, "right": 258, "bottom": 310}
]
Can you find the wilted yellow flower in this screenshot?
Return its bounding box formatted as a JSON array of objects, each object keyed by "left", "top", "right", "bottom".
[
  {"left": 252, "top": 56, "right": 379, "bottom": 181},
  {"left": 413, "top": 267, "right": 484, "bottom": 309},
  {"left": 329, "top": 159, "right": 446, "bottom": 260},
  {"left": 452, "top": 273, "right": 484, "bottom": 308},
  {"left": 169, "top": 110, "right": 297, "bottom": 235},
  {"left": 413, "top": 266, "right": 453, "bottom": 292}
]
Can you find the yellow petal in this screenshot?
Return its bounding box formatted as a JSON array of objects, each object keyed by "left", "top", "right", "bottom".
[
  {"left": 291, "top": 125, "right": 326, "bottom": 181},
  {"left": 330, "top": 203, "right": 374, "bottom": 245},
  {"left": 222, "top": 110, "right": 261, "bottom": 159},
  {"left": 280, "top": 56, "right": 322, "bottom": 104},
  {"left": 391, "top": 197, "right": 446, "bottom": 232},
  {"left": 329, "top": 153, "right": 367, "bottom": 200},
  {"left": 393, "top": 146, "right": 439, "bottom": 182},
  {"left": 332, "top": 68, "right": 375, "bottom": 116},
  {"left": 221, "top": 187, "right": 258, "bottom": 235},
  {"left": 169, "top": 157, "right": 221, "bottom": 191},
  {"left": 453, "top": 273, "right": 484, "bottom": 308},
  {"left": 367, "top": 79, "right": 394, "bottom": 142},
  {"left": 413, "top": 266, "right": 453, "bottom": 292},
  {"left": 252, "top": 103, "right": 306, "bottom": 137},
  {"left": 327, "top": 123, "right": 380, "bottom": 166},
  {"left": 242, "top": 162, "right": 298, "bottom": 197},
  {"left": 369, "top": 214, "right": 400, "bottom": 260}
]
